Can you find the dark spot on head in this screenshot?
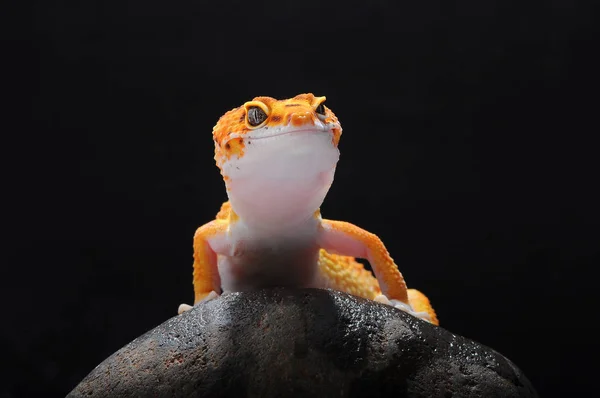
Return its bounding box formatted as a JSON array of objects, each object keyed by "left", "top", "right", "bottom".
[
  {"left": 285, "top": 103, "right": 301, "bottom": 107},
  {"left": 225, "top": 143, "right": 231, "bottom": 150},
  {"left": 271, "top": 115, "right": 282, "bottom": 122},
  {"left": 247, "top": 140, "right": 251, "bottom": 144},
  {"left": 239, "top": 114, "right": 245, "bottom": 122}
]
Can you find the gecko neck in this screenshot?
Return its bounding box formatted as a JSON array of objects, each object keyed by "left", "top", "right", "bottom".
[{"left": 227, "top": 196, "right": 322, "bottom": 232}]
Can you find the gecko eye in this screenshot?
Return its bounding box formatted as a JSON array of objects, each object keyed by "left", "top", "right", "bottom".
[
  {"left": 247, "top": 106, "right": 268, "bottom": 127},
  {"left": 315, "top": 103, "right": 326, "bottom": 116}
]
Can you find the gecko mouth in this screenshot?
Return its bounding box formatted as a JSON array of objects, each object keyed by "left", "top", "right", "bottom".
[{"left": 246, "top": 128, "right": 332, "bottom": 141}]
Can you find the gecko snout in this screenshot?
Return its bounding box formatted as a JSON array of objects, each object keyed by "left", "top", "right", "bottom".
[{"left": 290, "top": 111, "right": 315, "bottom": 127}]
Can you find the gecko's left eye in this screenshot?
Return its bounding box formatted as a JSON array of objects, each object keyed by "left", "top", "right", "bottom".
[{"left": 315, "top": 103, "right": 326, "bottom": 116}]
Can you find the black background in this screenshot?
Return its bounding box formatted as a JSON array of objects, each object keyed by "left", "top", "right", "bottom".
[{"left": 4, "top": 1, "right": 599, "bottom": 397}]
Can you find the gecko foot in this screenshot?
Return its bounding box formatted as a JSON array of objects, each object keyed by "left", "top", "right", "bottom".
[
  {"left": 177, "top": 303, "right": 193, "bottom": 314},
  {"left": 177, "top": 290, "right": 220, "bottom": 315},
  {"left": 374, "top": 294, "right": 433, "bottom": 323}
]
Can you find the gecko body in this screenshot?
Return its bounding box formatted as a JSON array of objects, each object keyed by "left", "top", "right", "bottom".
[{"left": 179, "top": 93, "right": 438, "bottom": 325}]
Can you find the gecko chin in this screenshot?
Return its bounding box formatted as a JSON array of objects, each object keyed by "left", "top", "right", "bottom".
[{"left": 222, "top": 130, "right": 339, "bottom": 227}]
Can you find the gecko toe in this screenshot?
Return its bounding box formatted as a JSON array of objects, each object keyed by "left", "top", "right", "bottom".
[
  {"left": 375, "top": 295, "right": 432, "bottom": 323},
  {"left": 178, "top": 303, "right": 193, "bottom": 314}
]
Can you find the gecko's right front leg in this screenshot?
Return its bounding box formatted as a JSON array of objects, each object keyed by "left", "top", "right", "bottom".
[{"left": 178, "top": 219, "right": 228, "bottom": 314}]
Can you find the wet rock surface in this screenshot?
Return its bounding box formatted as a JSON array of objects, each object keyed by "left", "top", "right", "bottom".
[{"left": 68, "top": 288, "right": 537, "bottom": 397}]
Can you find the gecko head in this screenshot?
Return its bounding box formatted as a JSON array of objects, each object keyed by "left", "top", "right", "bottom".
[{"left": 212, "top": 93, "right": 342, "bottom": 226}]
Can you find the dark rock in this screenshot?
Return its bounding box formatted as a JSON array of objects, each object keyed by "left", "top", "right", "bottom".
[{"left": 68, "top": 288, "right": 537, "bottom": 398}]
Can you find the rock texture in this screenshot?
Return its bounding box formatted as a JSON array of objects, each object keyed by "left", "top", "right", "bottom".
[{"left": 68, "top": 288, "right": 537, "bottom": 397}]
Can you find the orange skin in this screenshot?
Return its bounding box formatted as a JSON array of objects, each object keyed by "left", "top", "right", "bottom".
[
  {"left": 182, "top": 94, "right": 438, "bottom": 325},
  {"left": 212, "top": 93, "right": 342, "bottom": 171}
]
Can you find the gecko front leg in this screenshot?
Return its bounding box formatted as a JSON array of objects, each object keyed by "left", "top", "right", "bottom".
[
  {"left": 318, "top": 219, "right": 434, "bottom": 322},
  {"left": 177, "top": 219, "right": 228, "bottom": 314}
]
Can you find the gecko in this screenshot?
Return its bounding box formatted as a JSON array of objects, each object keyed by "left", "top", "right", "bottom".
[{"left": 178, "top": 93, "right": 438, "bottom": 325}]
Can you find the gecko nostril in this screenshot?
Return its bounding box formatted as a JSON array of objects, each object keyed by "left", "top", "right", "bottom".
[{"left": 290, "top": 111, "right": 315, "bottom": 127}]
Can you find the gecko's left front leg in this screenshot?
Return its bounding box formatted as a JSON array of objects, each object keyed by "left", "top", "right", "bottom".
[{"left": 318, "top": 219, "right": 435, "bottom": 323}]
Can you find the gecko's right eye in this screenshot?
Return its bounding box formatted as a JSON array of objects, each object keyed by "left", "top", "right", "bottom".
[
  {"left": 315, "top": 102, "right": 326, "bottom": 115},
  {"left": 247, "top": 106, "right": 268, "bottom": 127}
]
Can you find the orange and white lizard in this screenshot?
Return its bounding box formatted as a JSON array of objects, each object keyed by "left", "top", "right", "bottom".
[{"left": 178, "top": 93, "right": 438, "bottom": 325}]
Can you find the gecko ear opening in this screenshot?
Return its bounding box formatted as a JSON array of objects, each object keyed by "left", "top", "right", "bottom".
[{"left": 243, "top": 101, "right": 270, "bottom": 128}]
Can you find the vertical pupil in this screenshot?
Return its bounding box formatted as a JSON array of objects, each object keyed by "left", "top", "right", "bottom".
[{"left": 248, "top": 107, "right": 266, "bottom": 126}]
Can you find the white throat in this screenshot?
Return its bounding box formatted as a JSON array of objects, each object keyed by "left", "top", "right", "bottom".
[{"left": 222, "top": 130, "right": 339, "bottom": 229}]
